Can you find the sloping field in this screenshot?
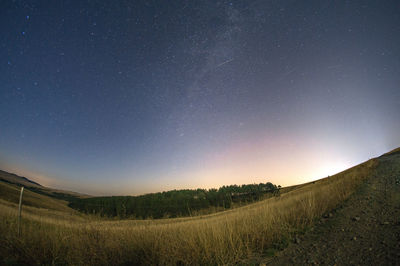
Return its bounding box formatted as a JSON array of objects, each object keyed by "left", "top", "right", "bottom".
[
  {"left": 0, "top": 154, "right": 382, "bottom": 265},
  {"left": 0, "top": 181, "right": 75, "bottom": 213},
  {"left": 0, "top": 170, "right": 90, "bottom": 202},
  {"left": 267, "top": 150, "right": 400, "bottom": 265},
  {"left": 0, "top": 170, "right": 42, "bottom": 188}
]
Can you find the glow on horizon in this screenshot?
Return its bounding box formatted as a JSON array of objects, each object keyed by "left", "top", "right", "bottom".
[
  {"left": 0, "top": 119, "right": 393, "bottom": 196},
  {"left": 7, "top": 155, "right": 355, "bottom": 196},
  {"left": 1, "top": 133, "right": 382, "bottom": 196}
]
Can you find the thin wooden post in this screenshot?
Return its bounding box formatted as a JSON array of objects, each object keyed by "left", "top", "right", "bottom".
[{"left": 18, "top": 186, "right": 24, "bottom": 236}]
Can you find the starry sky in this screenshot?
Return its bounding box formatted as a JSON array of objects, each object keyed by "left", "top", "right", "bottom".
[{"left": 1, "top": 1, "right": 399, "bottom": 195}]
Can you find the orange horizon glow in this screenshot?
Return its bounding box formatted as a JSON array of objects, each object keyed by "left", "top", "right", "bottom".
[{"left": 1, "top": 135, "right": 379, "bottom": 197}]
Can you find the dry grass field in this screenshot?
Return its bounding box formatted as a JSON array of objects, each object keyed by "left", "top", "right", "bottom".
[{"left": 0, "top": 158, "right": 378, "bottom": 265}]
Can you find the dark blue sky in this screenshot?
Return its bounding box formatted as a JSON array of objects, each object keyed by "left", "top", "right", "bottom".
[{"left": 1, "top": 1, "right": 399, "bottom": 195}]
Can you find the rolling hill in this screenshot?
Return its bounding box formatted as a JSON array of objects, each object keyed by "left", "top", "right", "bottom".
[
  {"left": 0, "top": 169, "right": 90, "bottom": 202},
  {"left": 0, "top": 170, "right": 42, "bottom": 188}
]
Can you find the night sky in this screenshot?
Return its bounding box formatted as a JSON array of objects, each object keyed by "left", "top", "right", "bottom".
[{"left": 1, "top": 1, "right": 399, "bottom": 195}]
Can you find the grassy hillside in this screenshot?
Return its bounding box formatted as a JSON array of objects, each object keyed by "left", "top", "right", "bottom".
[
  {"left": 0, "top": 170, "right": 42, "bottom": 188},
  {"left": 0, "top": 181, "right": 77, "bottom": 213},
  {"left": 381, "top": 147, "right": 400, "bottom": 157},
  {"left": 0, "top": 169, "right": 90, "bottom": 202},
  {"left": 0, "top": 151, "right": 385, "bottom": 265}
]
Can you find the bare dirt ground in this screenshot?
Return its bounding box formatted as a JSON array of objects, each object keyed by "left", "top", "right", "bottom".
[{"left": 265, "top": 152, "right": 400, "bottom": 265}]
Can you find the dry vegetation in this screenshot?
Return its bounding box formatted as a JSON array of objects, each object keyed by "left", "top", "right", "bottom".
[
  {"left": 0, "top": 159, "right": 378, "bottom": 265},
  {"left": 0, "top": 181, "right": 76, "bottom": 213}
]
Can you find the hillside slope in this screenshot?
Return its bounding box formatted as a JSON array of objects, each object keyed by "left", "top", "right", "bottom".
[
  {"left": 0, "top": 169, "right": 90, "bottom": 201},
  {"left": 0, "top": 170, "right": 42, "bottom": 187},
  {"left": 0, "top": 181, "right": 78, "bottom": 213},
  {"left": 267, "top": 149, "right": 400, "bottom": 265}
]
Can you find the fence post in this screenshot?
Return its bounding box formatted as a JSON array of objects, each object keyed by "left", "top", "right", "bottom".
[{"left": 18, "top": 186, "right": 24, "bottom": 236}]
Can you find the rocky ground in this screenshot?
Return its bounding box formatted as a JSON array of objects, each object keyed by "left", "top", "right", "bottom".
[{"left": 265, "top": 152, "right": 400, "bottom": 265}]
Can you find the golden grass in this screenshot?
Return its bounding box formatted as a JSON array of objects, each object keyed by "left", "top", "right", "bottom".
[
  {"left": 0, "top": 159, "right": 378, "bottom": 265},
  {"left": 0, "top": 182, "right": 76, "bottom": 213}
]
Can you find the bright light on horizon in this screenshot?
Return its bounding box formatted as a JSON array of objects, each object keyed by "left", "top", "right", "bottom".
[{"left": 1, "top": 150, "right": 367, "bottom": 196}]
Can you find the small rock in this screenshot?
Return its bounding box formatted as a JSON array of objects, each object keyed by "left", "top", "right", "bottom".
[
  {"left": 328, "top": 213, "right": 333, "bottom": 218},
  {"left": 341, "top": 228, "right": 345, "bottom": 232},
  {"left": 352, "top": 217, "right": 360, "bottom": 221},
  {"left": 352, "top": 236, "right": 357, "bottom": 241}
]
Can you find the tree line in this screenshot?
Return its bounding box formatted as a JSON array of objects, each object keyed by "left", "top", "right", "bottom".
[{"left": 68, "top": 182, "right": 280, "bottom": 219}]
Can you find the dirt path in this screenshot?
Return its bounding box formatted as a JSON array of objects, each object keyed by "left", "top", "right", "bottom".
[{"left": 266, "top": 153, "right": 400, "bottom": 265}]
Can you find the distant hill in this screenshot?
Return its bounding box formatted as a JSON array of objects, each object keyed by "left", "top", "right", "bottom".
[
  {"left": 0, "top": 181, "right": 77, "bottom": 213},
  {"left": 0, "top": 169, "right": 42, "bottom": 187},
  {"left": 0, "top": 169, "right": 90, "bottom": 201}
]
